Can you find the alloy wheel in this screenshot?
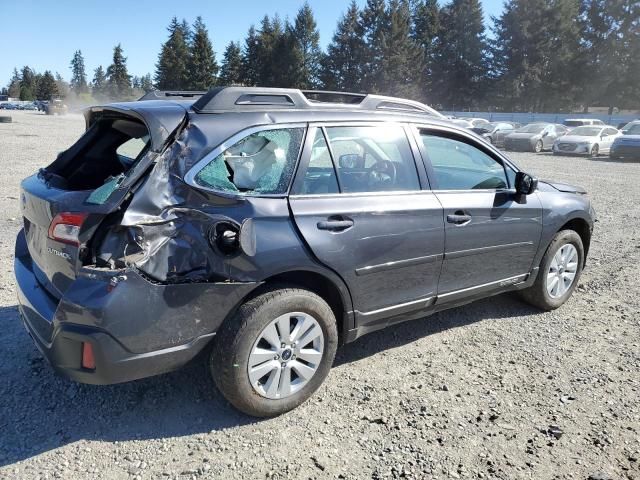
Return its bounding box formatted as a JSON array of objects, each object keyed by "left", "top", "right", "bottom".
[
  {"left": 546, "top": 244, "right": 579, "bottom": 298},
  {"left": 247, "top": 312, "right": 324, "bottom": 399}
]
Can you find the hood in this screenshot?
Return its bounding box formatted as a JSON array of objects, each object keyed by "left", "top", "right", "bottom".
[
  {"left": 506, "top": 132, "right": 540, "bottom": 140},
  {"left": 555, "top": 135, "right": 596, "bottom": 144},
  {"left": 539, "top": 180, "right": 587, "bottom": 195},
  {"left": 84, "top": 100, "right": 189, "bottom": 152},
  {"left": 615, "top": 134, "right": 640, "bottom": 144}
]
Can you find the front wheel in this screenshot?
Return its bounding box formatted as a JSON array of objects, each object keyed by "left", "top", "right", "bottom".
[
  {"left": 534, "top": 140, "right": 543, "bottom": 153},
  {"left": 590, "top": 144, "right": 599, "bottom": 157},
  {"left": 520, "top": 230, "right": 584, "bottom": 310},
  {"left": 210, "top": 286, "right": 338, "bottom": 417}
]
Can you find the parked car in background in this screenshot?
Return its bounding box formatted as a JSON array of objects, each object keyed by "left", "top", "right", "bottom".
[
  {"left": 610, "top": 121, "right": 640, "bottom": 160},
  {"left": 447, "top": 118, "right": 474, "bottom": 129},
  {"left": 14, "top": 87, "right": 595, "bottom": 417},
  {"left": 2, "top": 103, "right": 18, "bottom": 110},
  {"left": 563, "top": 118, "right": 605, "bottom": 128},
  {"left": 620, "top": 120, "right": 640, "bottom": 133},
  {"left": 553, "top": 125, "right": 621, "bottom": 157},
  {"left": 471, "top": 121, "right": 521, "bottom": 148},
  {"left": 22, "top": 103, "right": 38, "bottom": 111},
  {"left": 504, "top": 123, "right": 569, "bottom": 153},
  {"left": 459, "top": 117, "right": 491, "bottom": 128}
]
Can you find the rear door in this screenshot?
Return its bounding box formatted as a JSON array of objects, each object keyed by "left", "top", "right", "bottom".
[
  {"left": 289, "top": 124, "right": 444, "bottom": 328},
  {"left": 413, "top": 127, "right": 542, "bottom": 300}
]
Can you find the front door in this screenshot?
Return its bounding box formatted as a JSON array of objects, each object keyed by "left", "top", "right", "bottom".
[
  {"left": 414, "top": 127, "right": 542, "bottom": 299},
  {"left": 289, "top": 124, "right": 445, "bottom": 328}
]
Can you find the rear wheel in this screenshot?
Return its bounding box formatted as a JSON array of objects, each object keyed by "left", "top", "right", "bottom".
[
  {"left": 591, "top": 144, "right": 599, "bottom": 157},
  {"left": 534, "top": 140, "right": 543, "bottom": 153},
  {"left": 210, "top": 286, "right": 338, "bottom": 417},
  {"left": 520, "top": 230, "right": 584, "bottom": 310}
]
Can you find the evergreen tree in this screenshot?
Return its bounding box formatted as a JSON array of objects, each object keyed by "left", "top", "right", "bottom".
[
  {"left": 69, "top": 50, "right": 88, "bottom": 94},
  {"left": 255, "top": 15, "right": 284, "bottom": 86},
  {"left": 106, "top": 44, "right": 132, "bottom": 99},
  {"left": 92, "top": 65, "right": 107, "bottom": 98},
  {"left": 578, "top": 0, "right": 640, "bottom": 112},
  {"left": 411, "top": 0, "right": 440, "bottom": 99},
  {"left": 8, "top": 68, "right": 21, "bottom": 98},
  {"left": 55, "top": 72, "right": 70, "bottom": 98},
  {"left": 431, "top": 0, "right": 488, "bottom": 109},
  {"left": 291, "top": 2, "right": 323, "bottom": 88},
  {"left": 492, "top": 0, "right": 581, "bottom": 112},
  {"left": 379, "top": 0, "right": 424, "bottom": 98},
  {"left": 155, "top": 17, "right": 190, "bottom": 89},
  {"left": 19, "top": 66, "right": 36, "bottom": 100},
  {"left": 360, "top": 0, "right": 389, "bottom": 92},
  {"left": 241, "top": 25, "right": 261, "bottom": 86},
  {"left": 187, "top": 16, "right": 218, "bottom": 90},
  {"left": 36, "top": 71, "right": 58, "bottom": 100},
  {"left": 140, "top": 74, "right": 154, "bottom": 93},
  {"left": 271, "top": 22, "right": 300, "bottom": 88},
  {"left": 320, "top": 1, "right": 367, "bottom": 91},
  {"left": 219, "top": 41, "right": 244, "bottom": 85}
]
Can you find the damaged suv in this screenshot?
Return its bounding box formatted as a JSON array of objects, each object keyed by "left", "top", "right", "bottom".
[{"left": 16, "top": 87, "right": 595, "bottom": 417}]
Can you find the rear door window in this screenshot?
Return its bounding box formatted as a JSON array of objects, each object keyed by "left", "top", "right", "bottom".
[
  {"left": 193, "top": 127, "right": 305, "bottom": 195},
  {"left": 323, "top": 125, "right": 420, "bottom": 193}
]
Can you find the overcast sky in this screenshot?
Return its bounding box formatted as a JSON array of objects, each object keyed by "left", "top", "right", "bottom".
[{"left": 0, "top": 0, "right": 502, "bottom": 86}]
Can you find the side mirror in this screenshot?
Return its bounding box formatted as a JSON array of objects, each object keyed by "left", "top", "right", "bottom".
[
  {"left": 542, "top": 131, "right": 549, "bottom": 138},
  {"left": 515, "top": 172, "right": 538, "bottom": 195}
]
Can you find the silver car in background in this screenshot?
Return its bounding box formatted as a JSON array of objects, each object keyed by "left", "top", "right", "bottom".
[
  {"left": 504, "top": 123, "right": 569, "bottom": 153},
  {"left": 553, "top": 125, "right": 622, "bottom": 157}
]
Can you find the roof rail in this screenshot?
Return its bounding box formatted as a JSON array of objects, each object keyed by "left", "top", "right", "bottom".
[
  {"left": 138, "top": 90, "right": 207, "bottom": 101},
  {"left": 191, "top": 86, "right": 443, "bottom": 118}
]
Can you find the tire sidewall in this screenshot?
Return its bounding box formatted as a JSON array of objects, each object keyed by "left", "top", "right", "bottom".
[
  {"left": 212, "top": 288, "right": 338, "bottom": 417},
  {"left": 537, "top": 231, "right": 584, "bottom": 309},
  {"left": 535, "top": 140, "right": 543, "bottom": 153},
  {"left": 591, "top": 144, "right": 599, "bottom": 157}
]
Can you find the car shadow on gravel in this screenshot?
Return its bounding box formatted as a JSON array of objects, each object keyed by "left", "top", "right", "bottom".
[
  {"left": 0, "top": 294, "right": 538, "bottom": 466},
  {"left": 335, "top": 294, "right": 539, "bottom": 366},
  {"left": 0, "top": 305, "right": 263, "bottom": 467}
]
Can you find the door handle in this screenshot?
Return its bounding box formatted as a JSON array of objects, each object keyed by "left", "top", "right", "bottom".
[
  {"left": 317, "top": 217, "right": 354, "bottom": 232},
  {"left": 447, "top": 211, "right": 472, "bottom": 225}
]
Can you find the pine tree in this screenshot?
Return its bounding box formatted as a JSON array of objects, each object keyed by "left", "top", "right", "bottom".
[
  {"left": 379, "top": 0, "right": 424, "bottom": 98},
  {"left": 55, "top": 72, "right": 70, "bottom": 98},
  {"left": 140, "top": 74, "right": 154, "bottom": 93},
  {"left": 578, "top": 0, "right": 640, "bottom": 113},
  {"left": 69, "top": 50, "right": 88, "bottom": 94},
  {"left": 360, "top": 0, "right": 389, "bottom": 92},
  {"left": 271, "top": 22, "right": 300, "bottom": 88},
  {"left": 36, "top": 71, "right": 59, "bottom": 100},
  {"left": 431, "top": 0, "right": 488, "bottom": 109},
  {"left": 411, "top": 0, "right": 440, "bottom": 100},
  {"left": 219, "top": 41, "right": 244, "bottom": 85},
  {"left": 155, "top": 17, "right": 190, "bottom": 89},
  {"left": 241, "top": 25, "right": 261, "bottom": 86},
  {"left": 320, "top": 1, "right": 367, "bottom": 91},
  {"left": 291, "top": 2, "right": 322, "bottom": 88},
  {"left": 106, "top": 44, "right": 132, "bottom": 99},
  {"left": 255, "top": 15, "right": 284, "bottom": 86},
  {"left": 187, "top": 16, "right": 218, "bottom": 90},
  {"left": 19, "top": 66, "right": 37, "bottom": 100},
  {"left": 92, "top": 65, "right": 107, "bottom": 98},
  {"left": 8, "top": 68, "right": 21, "bottom": 98}
]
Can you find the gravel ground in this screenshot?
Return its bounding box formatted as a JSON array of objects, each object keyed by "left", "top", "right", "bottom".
[{"left": 0, "top": 110, "right": 639, "bottom": 480}]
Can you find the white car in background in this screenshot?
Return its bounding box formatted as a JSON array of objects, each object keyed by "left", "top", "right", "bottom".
[{"left": 553, "top": 125, "right": 622, "bottom": 157}]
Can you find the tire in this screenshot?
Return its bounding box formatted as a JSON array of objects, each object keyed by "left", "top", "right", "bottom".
[
  {"left": 520, "top": 230, "right": 584, "bottom": 311},
  {"left": 210, "top": 286, "right": 338, "bottom": 417},
  {"left": 534, "top": 140, "right": 543, "bottom": 153},
  {"left": 591, "top": 144, "right": 599, "bottom": 157}
]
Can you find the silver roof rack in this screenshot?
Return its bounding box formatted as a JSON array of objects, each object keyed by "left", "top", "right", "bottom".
[{"left": 191, "top": 86, "right": 443, "bottom": 118}]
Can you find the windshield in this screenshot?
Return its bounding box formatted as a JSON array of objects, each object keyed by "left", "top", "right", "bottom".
[
  {"left": 623, "top": 124, "right": 640, "bottom": 135},
  {"left": 517, "top": 124, "right": 546, "bottom": 134},
  {"left": 569, "top": 126, "right": 602, "bottom": 136}
]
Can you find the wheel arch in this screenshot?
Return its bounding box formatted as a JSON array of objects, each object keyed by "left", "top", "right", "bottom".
[
  {"left": 558, "top": 217, "right": 592, "bottom": 263},
  {"left": 229, "top": 269, "right": 354, "bottom": 344}
]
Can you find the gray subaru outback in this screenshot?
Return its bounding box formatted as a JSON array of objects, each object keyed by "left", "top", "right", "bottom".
[{"left": 15, "top": 87, "right": 595, "bottom": 416}]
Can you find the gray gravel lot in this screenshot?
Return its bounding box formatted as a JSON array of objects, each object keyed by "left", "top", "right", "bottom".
[{"left": 0, "top": 110, "right": 639, "bottom": 480}]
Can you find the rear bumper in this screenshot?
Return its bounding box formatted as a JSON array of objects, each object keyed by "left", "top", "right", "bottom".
[
  {"left": 15, "top": 229, "right": 259, "bottom": 384},
  {"left": 610, "top": 145, "right": 640, "bottom": 158}
]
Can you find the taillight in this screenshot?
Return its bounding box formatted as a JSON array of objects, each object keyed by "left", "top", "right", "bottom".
[
  {"left": 81, "top": 342, "right": 96, "bottom": 370},
  {"left": 48, "top": 212, "right": 88, "bottom": 246}
]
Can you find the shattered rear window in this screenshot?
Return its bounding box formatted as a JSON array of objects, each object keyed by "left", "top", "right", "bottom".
[{"left": 194, "top": 128, "right": 305, "bottom": 195}]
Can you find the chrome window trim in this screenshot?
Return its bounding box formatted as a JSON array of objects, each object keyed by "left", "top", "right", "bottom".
[{"left": 183, "top": 122, "right": 308, "bottom": 196}]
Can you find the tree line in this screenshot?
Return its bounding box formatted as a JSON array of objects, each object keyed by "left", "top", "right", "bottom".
[{"left": 4, "top": 0, "right": 639, "bottom": 113}]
